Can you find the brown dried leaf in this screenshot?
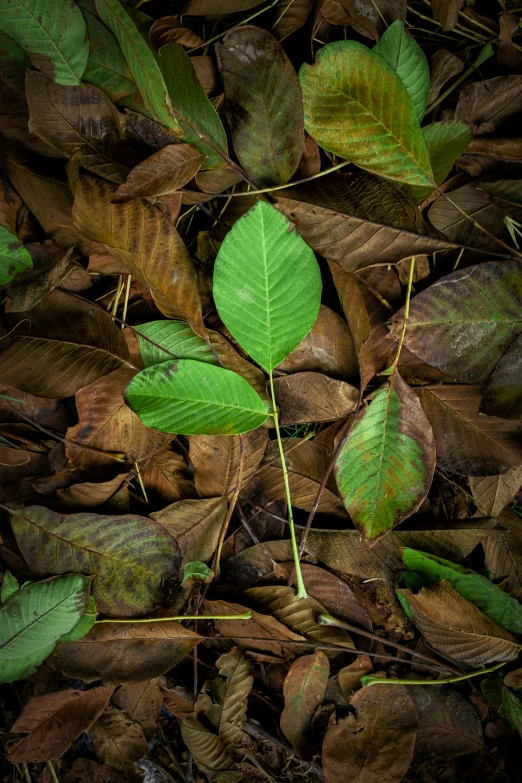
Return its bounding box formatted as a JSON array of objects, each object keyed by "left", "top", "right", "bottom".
[
  {"left": 90, "top": 705, "right": 147, "bottom": 780},
  {"left": 322, "top": 683, "right": 417, "bottom": 783},
  {"left": 430, "top": 0, "right": 465, "bottom": 31},
  {"left": 470, "top": 468, "right": 522, "bottom": 517},
  {"left": 337, "top": 657, "right": 373, "bottom": 699},
  {"left": 150, "top": 496, "right": 228, "bottom": 566},
  {"left": 329, "top": 264, "right": 370, "bottom": 356},
  {"left": 273, "top": 372, "right": 358, "bottom": 425},
  {"left": 180, "top": 715, "right": 239, "bottom": 780},
  {"left": 6, "top": 247, "right": 78, "bottom": 313},
  {"left": 455, "top": 75, "right": 522, "bottom": 135},
  {"left": 497, "top": 13, "right": 522, "bottom": 73},
  {"left": 62, "top": 758, "right": 127, "bottom": 783},
  {"left": 272, "top": 0, "right": 315, "bottom": 41},
  {"left": 482, "top": 332, "right": 522, "bottom": 420},
  {"left": 400, "top": 581, "right": 521, "bottom": 665},
  {"left": 483, "top": 508, "right": 522, "bottom": 601},
  {"left": 224, "top": 540, "right": 296, "bottom": 588},
  {"left": 150, "top": 17, "right": 204, "bottom": 49},
  {"left": 183, "top": 0, "right": 265, "bottom": 14},
  {"left": 141, "top": 449, "right": 196, "bottom": 507},
  {"left": 113, "top": 144, "right": 206, "bottom": 203},
  {"left": 72, "top": 176, "right": 203, "bottom": 330},
  {"left": 280, "top": 651, "right": 330, "bottom": 759},
  {"left": 428, "top": 184, "right": 506, "bottom": 248},
  {"left": 112, "top": 680, "right": 163, "bottom": 739},
  {"left": 0, "top": 445, "right": 47, "bottom": 486},
  {"left": 50, "top": 621, "right": 200, "bottom": 683},
  {"left": 56, "top": 473, "right": 130, "bottom": 511},
  {"left": 189, "top": 427, "right": 268, "bottom": 497},
  {"left": 416, "top": 386, "right": 522, "bottom": 477},
  {"left": 66, "top": 368, "right": 170, "bottom": 470},
  {"left": 428, "top": 50, "right": 464, "bottom": 104},
  {"left": 9, "top": 687, "right": 113, "bottom": 763}
]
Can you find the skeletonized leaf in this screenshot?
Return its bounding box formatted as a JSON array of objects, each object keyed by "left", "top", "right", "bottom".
[
  {"left": 416, "top": 386, "right": 522, "bottom": 476},
  {"left": 335, "top": 372, "right": 436, "bottom": 540},
  {"left": 469, "top": 468, "right": 522, "bottom": 517},
  {"left": 300, "top": 40, "right": 433, "bottom": 186},
  {"left": 8, "top": 687, "right": 113, "bottom": 762},
  {"left": 216, "top": 25, "right": 304, "bottom": 187},
  {"left": 73, "top": 176, "right": 204, "bottom": 329},
  {"left": 0, "top": 225, "right": 32, "bottom": 284},
  {"left": 280, "top": 651, "right": 330, "bottom": 759},
  {"left": 390, "top": 261, "right": 522, "bottom": 384},
  {"left": 190, "top": 428, "right": 268, "bottom": 497},
  {"left": 10, "top": 505, "right": 180, "bottom": 617},
  {"left": 113, "top": 144, "right": 206, "bottom": 202},
  {"left": 273, "top": 372, "right": 358, "bottom": 424},
  {"left": 151, "top": 497, "right": 228, "bottom": 567},
  {"left": 399, "top": 581, "right": 520, "bottom": 665},
  {"left": 322, "top": 684, "right": 417, "bottom": 783},
  {"left": 374, "top": 20, "right": 429, "bottom": 121},
  {"left": 428, "top": 184, "right": 506, "bottom": 248},
  {"left": 214, "top": 200, "right": 321, "bottom": 372},
  {"left": 0, "top": 0, "right": 89, "bottom": 86},
  {"left": 95, "top": 0, "right": 179, "bottom": 133},
  {"left": 482, "top": 333, "right": 522, "bottom": 420}
]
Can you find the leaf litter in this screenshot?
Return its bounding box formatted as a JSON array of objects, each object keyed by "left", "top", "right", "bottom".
[{"left": 1, "top": 1, "right": 522, "bottom": 782}]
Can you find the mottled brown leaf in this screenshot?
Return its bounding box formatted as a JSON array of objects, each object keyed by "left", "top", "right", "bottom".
[
  {"left": 113, "top": 144, "right": 206, "bottom": 203},
  {"left": 273, "top": 372, "right": 358, "bottom": 425},
  {"left": 280, "top": 651, "right": 330, "bottom": 759},
  {"left": 189, "top": 427, "right": 268, "bottom": 497}
]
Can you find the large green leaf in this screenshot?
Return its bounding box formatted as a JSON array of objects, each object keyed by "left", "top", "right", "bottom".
[
  {"left": 125, "top": 359, "right": 269, "bottom": 435},
  {"left": 11, "top": 506, "right": 180, "bottom": 617},
  {"left": 158, "top": 44, "right": 227, "bottom": 169},
  {"left": 389, "top": 260, "right": 522, "bottom": 384},
  {"left": 299, "top": 40, "right": 433, "bottom": 187},
  {"left": 373, "top": 20, "right": 429, "bottom": 122},
  {"left": 95, "top": 0, "right": 179, "bottom": 133},
  {"left": 136, "top": 321, "right": 217, "bottom": 368},
  {"left": 0, "top": 28, "right": 30, "bottom": 92},
  {"left": 213, "top": 200, "right": 321, "bottom": 373},
  {"left": 216, "top": 25, "right": 304, "bottom": 186},
  {"left": 0, "top": 574, "right": 90, "bottom": 683},
  {"left": 335, "top": 372, "right": 436, "bottom": 541},
  {"left": 405, "top": 121, "right": 472, "bottom": 203},
  {"left": 0, "top": 0, "right": 88, "bottom": 86},
  {"left": 402, "top": 548, "right": 522, "bottom": 634},
  {"left": 0, "top": 225, "right": 32, "bottom": 284}
]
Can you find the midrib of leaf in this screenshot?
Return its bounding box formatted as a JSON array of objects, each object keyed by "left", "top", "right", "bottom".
[
  {"left": 0, "top": 587, "right": 82, "bottom": 654},
  {"left": 136, "top": 391, "right": 263, "bottom": 415},
  {"left": 261, "top": 208, "right": 273, "bottom": 370},
  {"left": 10, "top": 0, "right": 79, "bottom": 83},
  {"left": 366, "top": 384, "right": 395, "bottom": 538}
]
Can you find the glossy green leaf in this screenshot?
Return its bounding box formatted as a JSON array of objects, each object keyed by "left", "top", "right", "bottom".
[
  {"left": 1, "top": 571, "right": 20, "bottom": 604},
  {"left": 11, "top": 506, "right": 180, "bottom": 617},
  {"left": 405, "top": 121, "right": 472, "bottom": 203},
  {"left": 216, "top": 25, "right": 304, "bottom": 186},
  {"left": 373, "top": 20, "right": 429, "bottom": 122},
  {"left": 390, "top": 260, "right": 522, "bottom": 384},
  {"left": 0, "top": 225, "right": 32, "bottom": 284},
  {"left": 159, "top": 44, "right": 227, "bottom": 169},
  {"left": 136, "top": 321, "right": 217, "bottom": 368},
  {"left": 125, "top": 359, "right": 269, "bottom": 435},
  {"left": 335, "top": 372, "right": 436, "bottom": 541},
  {"left": 0, "top": 0, "right": 88, "bottom": 86},
  {"left": 299, "top": 40, "right": 433, "bottom": 187},
  {"left": 58, "top": 595, "right": 98, "bottom": 643},
  {"left": 213, "top": 200, "right": 322, "bottom": 373},
  {"left": 95, "top": 0, "right": 179, "bottom": 133},
  {"left": 402, "top": 548, "right": 522, "bottom": 634},
  {"left": 0, "top": 574, "right": 90, "bottom": 683}
]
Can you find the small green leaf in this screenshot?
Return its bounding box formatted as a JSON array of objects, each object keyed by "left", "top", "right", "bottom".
[
  {"left": 0, "top": 0, "right": 89, "bottom": 86},
  {"left": 405, "top": 121, "right": 472, "bottom": 203},
  {"left": 0, "top": 574, "right": 90, "bottom": 683},
  {"left": 125, "top": 359, "right": 269, "bottom": 435},
  {"left": 1, "top": 571, "right": 19, "bottom": 604},
  {"left": 0, "top": 226, "right": 32, "bottom": 285},
  {"left": 213, "top": 201, "right": 322, "bottom": 373},
  {"left": 136, "top": 321, "right": 217, "bottom": 368},
  {"left": 95, "top": 0, "right": 179, "bottom": 133},
  {"left": 374, "top": 20, "right": 429, "bottom": 122},
  {"left": 299, "top": 40, "right": 433, "bottom": 187},
  {"left": 181, "top": 561, "right": 214, "bottom": 588},
  {"left": 402, "top": 547, "right": 522, "bottom": 634}
]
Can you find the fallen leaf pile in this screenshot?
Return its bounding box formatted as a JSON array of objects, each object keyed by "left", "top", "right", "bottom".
[{"left": 1, "top": 0, "right": 522, "bottom": 782}]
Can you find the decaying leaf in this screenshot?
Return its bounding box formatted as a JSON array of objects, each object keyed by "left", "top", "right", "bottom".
[
  {"left": 90, "top": 704, "right": 147, "bottom": 779},
  {"left": 190, "top": 428, "right": 268, "bottom": 497},
  {"left": 273, "top": 372, "right": 358, "bottom": 424},
  {"left": 280, "top": 651, "right": 330, "bottom": 759},
  {"left": 470, "top": 468, "right": 522, "bottom": 517},
  {"left": 151, "top": 496, "right": 228, "bottom": 566}
]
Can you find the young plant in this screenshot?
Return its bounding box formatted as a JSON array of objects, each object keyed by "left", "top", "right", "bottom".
[{"left": 125, "top": 200, "right": 322, "bottom": 598}]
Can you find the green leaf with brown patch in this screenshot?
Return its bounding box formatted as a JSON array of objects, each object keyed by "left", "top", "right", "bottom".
[{"left": 0, "top": 224, "right": 32, "bottom": 284}]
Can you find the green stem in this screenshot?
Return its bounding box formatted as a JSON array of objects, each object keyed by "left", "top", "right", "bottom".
[
  {"left": 391, "top": 256, "right": 416, "bottom": 372},
  {"left": 361, "top": 660, "right": 506, "bottom": 687},
  {"left": 95, "top": 611, "right": 252, "bottom": 624},
  {"left": 426, "top": 42, "right": 494, "bottom": 113},
  {"left": 269, "top": 370, "right": 307, "bottom": 600}
]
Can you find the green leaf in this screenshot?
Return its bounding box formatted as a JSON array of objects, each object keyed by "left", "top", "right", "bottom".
[
  {"left": 299, "top": 40, "right": 433, "bottom": 187},
  {"left": 0, "top": 0, "right": 89, "bottom": 86},
  {"left": 0, "top": 225, "right": 32, "bottom": 284},
  {"left": 1, "top": 571, "right": 20, "bottom": 604},
  {"left": 158, "top": 44, "right": 228, "bottom": 169},
  {"left": 58, "top": 595, "right": 98, "bottom": 643},
  {"left": 373, "top": 20, "right": 429, "bottom": 122},
  {"left": 402, "top": 548, "right": 522, "bottom": 634},
  {"left": 181, "top": 561, "right": 213, "bottom": 587},
  {"left": 405, "top": 121, "right": 472, "bottom": 203},
  {"left": 95, "top": 0, "right": 179, "bottom": 133},
  {"left": 136, "top": 321, "right": 217, "bottom": 368},
  {"left": 389, "top": 260, "right": 522, "bottom": 384},
  {"left": 0, "top": 574, "right": 90, "bottom": 683},
  {"left": 0, "top": 28, "right": 30, "bottom": 92},
  {"left": 125, "top": 359, "right": 269, "bottom": 435},
  {"left": 213, "top": 200, "right": 322, "bottom": 373},
  {"left": 502, "top": 687, "right": 522, "bottom": 737},
  {"left": 335, "top": 372, "right": 436, "bottom": 541}
]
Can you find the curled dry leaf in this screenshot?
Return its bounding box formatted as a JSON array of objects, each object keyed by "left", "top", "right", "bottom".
[
  {"left": 112, "top": 144, "right": 206, "bottom": 203},
  {"left": 190, "top": 427, "right": 268, "bottom": 498},
  {"left": 150, "top": 496, "right": 228, "bottom": 566},
  {"left": 181, "top": 715, "right": 239, "bottom": 781},
  {"left": 322, "top": 683, "right": 417, "bottom": 783},
  {"left": 56, "top": 473, "right": 130, "bottom": 511},
  {"left": 8, "top": 687, "right": 114, "bottom": 762},
  {"left": 280, "top": 651, "right": 330, "bottom": 759},
  {"left": 273, "top": 371, "right": 358, "bottom": 425},
  {"left": 399, "top": 581, "right": 521, "bottom": 665},
  {"left": 90, "top": 704, "right": 147, "bottom": 780}
]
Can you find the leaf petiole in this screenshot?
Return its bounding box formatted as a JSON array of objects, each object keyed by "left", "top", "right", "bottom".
[
  {"left": 95, "top": 610, "right": 253, "bottom": 624},
  {"left": 361, "top": 660, "right": 506, "bottom": 687}
]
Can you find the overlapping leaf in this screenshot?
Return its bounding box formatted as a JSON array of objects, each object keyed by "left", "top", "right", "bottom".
[
  {"left": 0, "top": 224, "right": 32, "bottom": 284},
  {"left": 150, "top": 497, "right": 228, "bottom": 566},
  {"left": 280, "top": 651, "right": 329, "bottom": 759},
  {"left": 190, "top": 428, "right": 268, "bottom": 497},
  {"left": 374, "top": 20, "right": 429, "bottom": 121}
]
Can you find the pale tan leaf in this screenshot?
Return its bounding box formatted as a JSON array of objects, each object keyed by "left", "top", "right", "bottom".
[
  {"left": 56, "top": 473, "right": 130, "bottom": 510},
  {"left": 113, "top": 144, "right": 206, "bottom": 203},
  {"left": 90, "top": 705, "right": 147, "bottom": 778},
  {"left": 189, "top": 427, "right": 268, "bottom": 497},
  {"left": 470, "top": 468, "right": 522, "bottom": 517},
  {"left": 273, "top": 372, "right": 358, "bottom": 425},
  {"left": 280, "top": 651, "right": 330, "bottom": 759},
  {"left": 112, "top": 680, "right": 163, "bottom": 739},
  {"left": 151, "top": 497, "right": 228, "bottom": 566},
  {"left": 400, "top": 581, "right": 521, "bottom": 665}
]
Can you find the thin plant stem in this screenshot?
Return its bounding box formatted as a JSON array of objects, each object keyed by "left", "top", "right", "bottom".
[
  {"left": 269, "top": 369, "right": 307, "bottom": 599},
  {"left": 134, "top": 461, "right": 149, "bottom": 503},
  {"left": 187, "top": 0, "right": 282, "bottom": 53},
  {"left": 121, "top": 274, "right": 132, "bottom": 329},
  {"left": 361, "top": 660, "right": 506, "bottom": 687},
  {"left": 391, "top": 256, "right": 416, "bottom": 372},
  {"left": 206, "top": 160, "right": 351, "bottom": 197},
  {"left": 111, "top": 274, "right": 124, "bottom": 318},
  {"left": 426, "top": 43, "right": 495, "bottom": 113},
  {"left": 95, "top": 611, "right": 253, "bottom": 624},
  {"left": 213, "top": 435, "right": 245, "bottom": 577},
  {"left": 46, "top": 762, "right": 60, "bottom": 783}
]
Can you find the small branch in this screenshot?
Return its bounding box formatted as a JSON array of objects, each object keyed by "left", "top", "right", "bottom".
[{"left": 361, "top": 660, "right": 506, "bottom": 687}]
